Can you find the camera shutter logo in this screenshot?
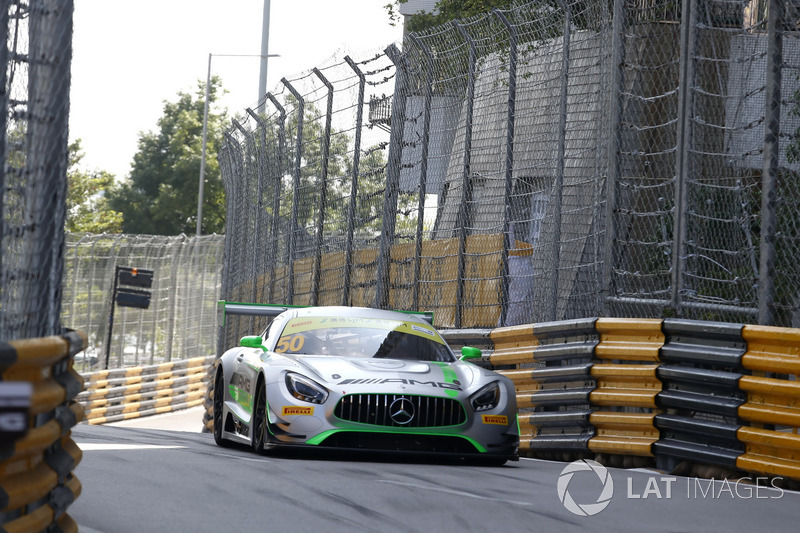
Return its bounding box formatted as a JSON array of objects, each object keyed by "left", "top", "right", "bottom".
[{"left": 557, "top": 459, "right": 614, "bottom": 516}]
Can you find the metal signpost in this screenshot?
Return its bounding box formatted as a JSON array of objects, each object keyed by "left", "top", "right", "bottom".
[{"left": 105, "top": 266, "right": 154, "bottom": 369}]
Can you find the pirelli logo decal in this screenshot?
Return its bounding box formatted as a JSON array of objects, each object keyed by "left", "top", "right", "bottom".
[
  {"left": 282, "top": 406, "right": 314, "bottom": 416},
  {"left": 481, "top": 414, "right": 508, "bottom": 425}
]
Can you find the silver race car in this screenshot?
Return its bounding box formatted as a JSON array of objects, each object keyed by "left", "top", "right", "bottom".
[{"left": 213, "top": 305, "right": 519, "bottom": 464}]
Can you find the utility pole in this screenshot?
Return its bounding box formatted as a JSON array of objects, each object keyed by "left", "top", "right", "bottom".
[{"left": 258, "top": 0, "right": 272, "bottom": 113}]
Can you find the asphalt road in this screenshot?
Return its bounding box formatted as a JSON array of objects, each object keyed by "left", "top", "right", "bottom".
[{"left": 69, "top": 410, "right": 799, "bottom": 533}]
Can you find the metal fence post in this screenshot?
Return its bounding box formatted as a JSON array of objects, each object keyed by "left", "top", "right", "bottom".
[
  {"left": 282, "top": 78, "right": 305, "bottom": 305},
  {"left": 265, "top": 93, "right": 286, "bottom": 304},
  {"left": 218, "top": 135, "right": 239, "bottom": 356},
  {"left": 493, "top": 10, "right": 518, "bottom": 327},
  {"left": 759, "top": 0, "right": 783, "bottom": 326},
  {"left": 27, "top": 0, "right": 74, "bottom": 336},
  {"left": 453, "top": 22, "right": 477, "bottom": 329},
  {"left": 374, "top": 44, "right": 408, "bottom": 309},
  {"left": 343, "top": 56, "right": 366, "bottom": 306},
  {"left": 408, "top": 35, "right": 435, "bottom": 313},
  {"left": 0, "top": 5, "right": 8, "bottom": 302},
  {"left": 245, "top": 104, "right": 272, "bottom": 302},
  {"left": 547, "top": 1, "right": 571, "bottom": 322},
  {"left": 602, "top": 0, "right": 626, "bottom": 316},
  {"left": 233, "top": 118, "right": 261, "bottom": 325},
  {"left": 671, "top": 0, "right": 697, "bottom": 316},
  {"left": 311, "top": 68, "right": 334, "bottom": 306},
  {"left": 164, "top": 237, "right": 185, "bottom": 363}
]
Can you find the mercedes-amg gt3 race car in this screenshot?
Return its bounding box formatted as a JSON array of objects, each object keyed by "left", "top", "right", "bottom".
[{"left": 213, "top": 305, "right": 519, "bottom": 464}]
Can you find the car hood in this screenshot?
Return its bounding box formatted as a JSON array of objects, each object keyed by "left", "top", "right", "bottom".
[{"left": 281, "top": 355, "right": 484, "bottom": 393}]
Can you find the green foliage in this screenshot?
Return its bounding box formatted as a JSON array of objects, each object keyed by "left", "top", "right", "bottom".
[
  {"left": 285, "top": 97, "right": 352, "bottom": 228},
  {"left": 108, "top": 76, "right": 228, "bottom": 235},
  {"left": 385, "top": 0, "right": 517, "bottom": 32},
  {"left": 66, "top": 139, "right": 123, "bottom": 233}
]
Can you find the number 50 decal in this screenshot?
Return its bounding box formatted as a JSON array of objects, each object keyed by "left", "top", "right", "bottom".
[{"left": 275, "top": 334, "right": 305, "bottom": 353}]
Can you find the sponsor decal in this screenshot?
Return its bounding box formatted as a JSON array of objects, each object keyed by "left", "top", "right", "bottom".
[
  {"left": 411, "top": 324, "right": 435, "bottom": 336},
  {"left": 280, "top": 317, "right": 446, "bottom": 345},
  {"left": 281, "top": 406, "right": 314, "bottom": 416},
  {"left": 228, "top": 384, "right": 253, "bottom": 413},
  {"left": 337, "top": 378, "right": 461, "bottom": 391},
  {"left": 481, "top": 414, "right": 508, "bottom": 425}
]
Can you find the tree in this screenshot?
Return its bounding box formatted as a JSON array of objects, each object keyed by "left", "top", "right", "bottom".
[
  {"left": 385, "top": 0, "right": 516, "bottom": 32},
  {"left": 66, "top": 139, "right": 123, "bottom": 233},
  {"left": 108, "top": 76, "right": 228, "bottom": 235}
]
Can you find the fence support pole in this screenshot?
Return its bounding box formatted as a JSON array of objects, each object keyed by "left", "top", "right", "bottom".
[
  {"left": 164, "top": 237, "right": 185, "bottom": 363},
  {"left": 453, "top": 22, "right": 477, "bottom": 329},
  {"left": 282, "top": 78, "right": 305, "bottom": 305},
  {"left": 246, "top": 108, "right": 270, "bottom": 304},
  {"left": 759, "top": 0, "right": 783, "bottom": 326},
  {"left": 311, "top": 68, "right": 334, "bottom": 306},
  {"left": 343, "top": 56, "right": 366, "bottom": 306},
  {"left": 493, "top": 10, "right": 518, "bottom": 327},
  {"left": 671, "top": 0, "right": 696, "bottom": 316},
  {"left": 409, "top": 35, "right": 435, "bottom": 313},
  {"left": 218, "top": 138, "right": 238, "bottom": 356},
  {"left": 548, "top": 2, "right": 571, "bottom": 322},
  {"left": 602, "top": 0, "right": 626, "bottom": 316},
  {"left": 374, "top": 44, "right": 408, "bottom": 309},
  {"left": 27, "top": 0, "right": 73, "bottom": 336},
  {"left": 265, "top": 93, "right": 286, "bottom": 304},
  {"left": 0, "top": 5, "right": 8, "bottom": 298},
  {"left": 233, "top": 119, "right": 260, "bottom": 327}
]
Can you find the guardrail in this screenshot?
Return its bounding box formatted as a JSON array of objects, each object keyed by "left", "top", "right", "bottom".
[
  {"left": 0, "top": 331, "right": 86, "bottom": 533},
  {"left": 588, "top": 318, "right": 663, "bottom": 464},
  {"left": 482, "top": 317, "right": 799, "bottom": 485},
  {"left": 653, "top": 320, "right": 747, "bottom": 472},
  {"left": 489, "top": 319, "right": 598, "bottom": 459},
  {"left": 737, "top": 325, "right": 800, "bottom": 481},
  {"left": 78, "top": 356, "right": 213, "bottom": 424}
]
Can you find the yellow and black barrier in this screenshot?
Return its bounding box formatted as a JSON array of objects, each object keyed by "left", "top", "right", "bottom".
[
  {"left": 489, "top": 318, "right": 598, "bottom": 456},
  {"left": 588, "top": 318, "right": 663, "bottom": 458},
  {"left": 736, "top": 325, "right": 800, "bottom": 480},
  {"left": 0, "top": 330, "right": 86, "bottom": 533},
  {"left": 480, "top": 318, "right": 800, "bottom": 483},
  {"left": 78, "top": 356, "right": 213, "bottom": 425}
]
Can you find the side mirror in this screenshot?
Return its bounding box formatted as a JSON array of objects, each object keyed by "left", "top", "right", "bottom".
[
  {"left": 460, "top": 346, "right": 482, "bottom": 361},
  {"left": 240, "top": 335, "right": 267, "bottom": 352}
]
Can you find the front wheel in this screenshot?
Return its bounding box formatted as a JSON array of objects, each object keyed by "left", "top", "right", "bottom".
[
  {"left": 213, "top": 370, "right": 231, "bottom": 447},
  {"left": 251, "top": 379, "right": 270, "bottom": 454}
]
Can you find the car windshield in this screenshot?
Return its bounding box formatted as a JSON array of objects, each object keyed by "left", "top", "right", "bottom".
[{"left": 274, "top": 316, "right": 455, "bottom": 362}]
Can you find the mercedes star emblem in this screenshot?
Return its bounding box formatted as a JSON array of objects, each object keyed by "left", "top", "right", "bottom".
[{"left": 389, "top": 397, "right": 415, "bottom": 425}]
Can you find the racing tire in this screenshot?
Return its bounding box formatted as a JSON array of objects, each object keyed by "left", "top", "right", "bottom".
[
  {"left": 213, "top": 370, "right": 231, "bottom": 447},
  {"left": 251, "top": 378, "right": 270, "bottom": 454}
]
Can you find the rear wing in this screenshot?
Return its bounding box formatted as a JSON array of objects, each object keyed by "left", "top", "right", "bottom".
[
  {"left": 216, "top": 301, "right": 434, "bottom": 327},
  {"left": 216, "top": 301, "right": 304, "bottom": 327}
]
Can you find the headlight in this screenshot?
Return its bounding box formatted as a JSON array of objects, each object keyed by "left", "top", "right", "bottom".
[
  {"left": 470, "top": 381, "right": 501, "bottom": 412},
  {"left": 285, "top": 372, "right": 329, "bottom": 404}
]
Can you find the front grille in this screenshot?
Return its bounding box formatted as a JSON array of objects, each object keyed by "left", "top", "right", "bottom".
[{"left": 334, "top": 394, "right": 466, "bottom": 428}]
